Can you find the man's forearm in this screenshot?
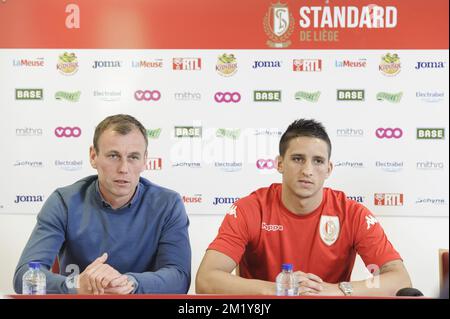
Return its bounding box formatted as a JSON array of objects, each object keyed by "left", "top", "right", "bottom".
[{"left": 196, "top": 270, "right": 275, "bottom": 295}]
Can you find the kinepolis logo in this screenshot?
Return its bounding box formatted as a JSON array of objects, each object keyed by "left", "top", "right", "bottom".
[
  {"left": 254, "top": 90, "right": 281, "bottom": 102},
  {"left": 376, "top": 92, "right": 402, "bottom": 103},
  {"left": 93, "top": 90, "right": 121, "bottom": 102},
  {"left": 416, "top": 91, "right": 445, "bottom": 103},
  {"left": 174, "top": 92, "right": 201, "bottom": 101},
  {"left": 13, "top": 58, "right": 44, "bottom": 67},
  {"left": 375, "top": 128, "right": 403, "bottom": 139},
  {"left": 335, "top": 161, "right": 364, "bottom": 168},
  {"left": 15, "top": 89, "right": 43, "bottom": 100},
  {"left": 347, "top": 195, "right": 365, "bottom": 203},
  {"left": 214, "top": 92, "right": 241, "bottom": 103},
  {"left": 135, "top": 90, "right": 161, "bottom": 101},
  {"left": 215, "top": 161, "right": 243, "bottom": 172},
  {"left": 175, "top": 126, "right": 202, "bottom": 138},
  {"left": 183, "top": 194, "right": 202, "bottom": 204},
  {"left": 295, "top": 91, "right": 320, "bottom": 102},
  {"left": 293, "top": 59, "right": 322, "bottom": 72},
  {"left": 375, "top": 161, "right": 403, "bottom": 172},
  {"left": 16, "top": 128, "right": 43, "bottom": 137},
  {"left": 417, "top": 128, "right": 445, "bottom": 140},
  {"left": 55, "top": 160, "right": 83, "bottom": 171},
  {"left": 336, "top": 128, "right": 364, "bottom": 137},
  {"left": 92, "top": 60, "right": 122, "bottom": 69},
  {"left": 14, "top": 195, "right": 44, "bottom": 203},
  {"left": 14, "top": 160, "right": 44, "bottom": 168},
  {"left": 172, "top": 162, "right": 201, "bottom": 169},
  {"left": 216, "top": 53, "right": 237, "bottom": 77},
  {"left": 337, "top": 89, "right": 364, "bottom": 101},
  {"left": 264, "top": 2, "right": 294, "bottom": 48},
  {"left": 131, "top": 59, "right": 163, "bottom": 68},
  {"left": 172, "top": 58, "right": 201, "bottom": 70},
  {"left": 379, "top": 53, "right": 400, "bottom": 76},
  {"left": 415, "top": 61, "right": 446, "bottom": 70},
  {"left": 55, "top": 91, "right": 81, "bottom": 102},
  {"left": 216, "top": 128, "right": 241, "bottom": 139},
  {"left": 57, "top": 52, "right": 78, "bottom": 75},
  {"left": 335, "top": 59, "right": 367, "bottom": 68},
  {"left": 213, "top": 197, "right": 240, "bottom": 205},
  {"left": 54, "top": 127, "right": 82, "bottom": 138},
  {"left": 252, "top": 60, "right": 282, "bottom": 69},
  {"left": 415, "top": 198, "right": 446, "bottom": 205},
  {"left": 416, "top": 161, "right": 444, "bottom": 170},
  {"left": 374, "top": 193, "right": 404, "bottom": 206}
]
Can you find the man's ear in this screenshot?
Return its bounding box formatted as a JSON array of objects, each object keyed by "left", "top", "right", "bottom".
[
  {"left": 89, "top": 146, "right": 97, "bottom": 169},
  {"left": 277, "top": 155, "right": 284, "bottom": 174},
  {"left": 326, "top": 160, "right": 333, "bottom": 179}
]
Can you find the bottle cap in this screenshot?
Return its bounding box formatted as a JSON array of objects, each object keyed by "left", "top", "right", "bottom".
[
  {"left": 28, "top": 262, "right": 41, "bottom": 269},
  {"left": 282, "top": 263, "right": 293, "bottom": 271}
]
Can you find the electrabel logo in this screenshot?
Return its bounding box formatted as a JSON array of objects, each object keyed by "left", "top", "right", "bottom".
[
  {"left": 375, "top": 128, "right": 403, "bottom": 139},
  {"left": 131, "top": 59, "right": 163, "bottom": 68},
  {"left": 335, "top": 59, "right": 367, "bottom": 68},
  {"left": 146, "top": 158, "right": 162, "bottom": 170},
  {"left": 416, "top": 161, "right": 444, "bottom": 170},
  {"left": 14, "top": 160, "right": 44, "bottom": 168},
  {"left": 55, "top": 91, "right": 81, "bottom": 102},
  {"left": 216, "top": 53, "right": 237, "bottom": 77},
  {"left": 261, "top": 222, "right": 284, "bottom": 232},
  {"left": 16, "top": 128, "right": 43, "bottom": 137},
  {"left": 214, "top": 92, "right": 241, "bottom": 103},
  {"left": 13, "top": 58, "right": 44, "bottom": 67},
  {"left": 254, "top": 90, "right": 281, "bottom": 102},
  {"left": 416, "top": 91, "right": 445, "bottom": 103},
  {"left": 417, "top": 128, "right": 445, "bottom": 140},
  {"left": 92, "top": 60, "right": 122, "bottom": 69},
  {"left": 57, "top": 52, "right": 78, "bottom": 75},
  {"left": 215, "top": 161, "right": 243, "bottom": 172},
  {"left": 174, "top": 92, "right": 201, "bottom": 101},
  {"left": 147, "top": 128, "right": 162, "bottom": 139},
  {"left": 335, "top": 161, "right": 364, "bottom": 168},
  {"left": 93, "top": 90, "right": 121, "bottom": 102},
  {"left": 256, "top": 159, "right": 277, "bottom": 169},
  {"left": 216, "top": 128, "right": 241, "bottom": 139},
  {"left": 375, "top": 161, "right": 403, "bottom": 172},
  {"left": 293, "top": 59, "right": 322, "bottom": 72},
  {"left": 175, "top": 126, "right": 202, "bottom": 138},
  {"left": 376, "top": 92, "right": 402, "bottom": 103},
  {"left": 295, "top": 91, "right": 320, "bottom": 102},
  {"left": 55, "top": 160, "right": 83, "bottom": 171},
  {"left": 252, "top": 60, "right": 282, "bottom": 69},
  {"left": 54, "top": 127, "right": 82, "bottom": 138},
  {"left": 15, "top": 89, "right": 43, "bottom": 100},
  {"left": 347, "top": 195, "right": 365, "bottom": 203},
  {"left": 337, "top": 89, "right": 364, "bottom": 101},
  {"left": 336, "top": 128, "right": 364, "bottom": 137},
  {"left": 213, "top": 197, "right": 240, "bottom": 205},
  {"left": 172, "top": 58, "right": 201, "bottom": 70},
  {"left": 415, "top": 61, "right": 446, "bottom": 70},
  {"left": 374, "top": 193, "right": 404, "bottom": 206},
  {"left": 183, "top": 194, "right": 202, "bottom": 204},
  {"left": 14, "top": 195, "right": 44, "bottom": 204},
  {"left": 134, "top": 90, "right": 161, "bottom": 101},
  {"left": 379, "top": 53, "right": 400, "bottom": 76}
]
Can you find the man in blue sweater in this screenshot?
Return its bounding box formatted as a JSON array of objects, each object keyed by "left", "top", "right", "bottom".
[{"left": 13, "top": 114, "right": 191, "bottom": 294}]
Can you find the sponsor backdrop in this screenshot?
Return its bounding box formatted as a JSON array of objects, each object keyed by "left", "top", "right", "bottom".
[{"left": 0, "top": 0, "right": 448, "bottom": 217}]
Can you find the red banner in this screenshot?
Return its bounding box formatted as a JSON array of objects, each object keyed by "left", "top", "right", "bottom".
[{"left": 0, "top": 0, "right": 448, "bottom": 49}]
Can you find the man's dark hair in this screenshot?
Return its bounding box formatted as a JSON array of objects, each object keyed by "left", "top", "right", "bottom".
[
  {"left": 279, "top": 119, "right": 332, "bottom": 158},
  {"left": 93, "top": 114, "right": 148, "bottom": 153}
]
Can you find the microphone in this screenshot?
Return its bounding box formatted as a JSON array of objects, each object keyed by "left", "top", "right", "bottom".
[{"left": 396, "top": 288, "right": 424, "bottom": 296}]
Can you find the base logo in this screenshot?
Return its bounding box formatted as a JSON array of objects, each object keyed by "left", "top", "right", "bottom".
[
  {"left": 15, "top": 89, "right": 43, "bottom": 100},
  {"left": 417, "top": 128, "right": 445, "bottom": 140},
  {"left": 379, "top": 53, "right": 400, "bottom": 76},
  {"left": 254, "top": 90, "right": 281, "bottom": 102},
  {"left": 216, "top": 53, "right": 237, "bottom": 76},
  {"left": 263, "top": 2, "right": 294, "bottom": 48}
]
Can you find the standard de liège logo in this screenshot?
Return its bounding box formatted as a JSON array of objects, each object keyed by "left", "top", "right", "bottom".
[
  {"left": 319, "top": 216, "right": 340, "bottom": 246},
  {"left": 263, "top": 2, "right": 294, "bottom": 48}
]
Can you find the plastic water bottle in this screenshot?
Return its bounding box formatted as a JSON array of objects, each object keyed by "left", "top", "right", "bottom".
[
  {"left": 22, "top": 262, "right": 46, "bottom": 295},
  {"left": 275, "top": 263, "right": 298, "bottom": 296}
]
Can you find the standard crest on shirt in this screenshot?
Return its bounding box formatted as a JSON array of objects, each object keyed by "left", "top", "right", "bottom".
[{"left": 319, "top": 215, "right": 340, "bottom": 246}]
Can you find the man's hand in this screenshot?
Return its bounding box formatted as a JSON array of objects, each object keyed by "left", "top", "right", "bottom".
[
  {"left": 77, "top": 253, "right": 130, "bottom": 295},
  {"left": 104, "top": 275, "right": 135, "bottom": 295},
  {"left": 293, "top": 271, "right": 324, "bottom": 295}
]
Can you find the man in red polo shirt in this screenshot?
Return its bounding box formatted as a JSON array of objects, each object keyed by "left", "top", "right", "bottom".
[{"left": 196, "top": 119, "right": 412, "bottom": 296}]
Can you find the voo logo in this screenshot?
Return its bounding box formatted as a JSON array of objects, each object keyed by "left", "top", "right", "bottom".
[
  {"left": 375, "top": 128, "right": 403, "bottom": 139},
  {"left": 214, "top": 92, "right": 241, "bottom": 103},
  {"left": 55, "top": 127, "right": 81, "bottom": 138},
  {"left": 256, "top": 159, "right": 277, "bottom": 169},
  {"left": 134, "top": 90, "right": 161, "bottom": 101}
]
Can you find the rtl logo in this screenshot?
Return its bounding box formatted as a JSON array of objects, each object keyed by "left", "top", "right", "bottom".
[
  {"left": 374, "top": 193, "right": 404, "bottom": 206},
  {"left": 146, "top": 158, "right": 162, "bottom": 170},
  {"left": 293, "top": 59, "right": 322, "bottom": 72},
  {"left": 173, "top": 58, "right": 201, "bottom": 70}
]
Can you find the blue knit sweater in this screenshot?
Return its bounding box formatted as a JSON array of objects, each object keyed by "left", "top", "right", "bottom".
[{"left": 13, "top": 175, "right": 191, "bottom": 294}]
